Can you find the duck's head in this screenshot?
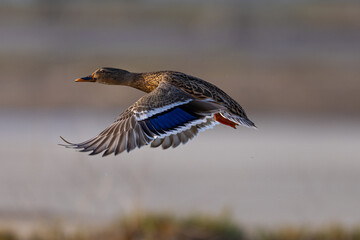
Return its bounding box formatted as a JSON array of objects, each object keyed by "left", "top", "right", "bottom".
[{"left": 75, "top": 67, "right": 133, "bottom": 85}]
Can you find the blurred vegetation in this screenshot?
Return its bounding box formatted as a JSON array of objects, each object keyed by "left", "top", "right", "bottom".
[{"left": 1, "top": 213, "right": 360, "bottom": 240}]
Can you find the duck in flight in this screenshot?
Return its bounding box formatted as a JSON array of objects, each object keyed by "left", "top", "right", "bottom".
[{"left": 60, "top": 67, "right": 256, "bottom": 156}]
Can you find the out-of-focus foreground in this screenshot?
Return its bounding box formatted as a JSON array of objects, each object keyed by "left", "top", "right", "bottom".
[
  {"left": 0, "top": 0, "right": 360, "bottom": 237},
  {"left": 2, "top": 212, "right": 360, "bottom": 240}
]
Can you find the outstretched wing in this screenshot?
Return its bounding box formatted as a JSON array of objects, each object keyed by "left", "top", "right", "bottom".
[{"left": 61, "top": 82, "right": 224, "bottom": 156}]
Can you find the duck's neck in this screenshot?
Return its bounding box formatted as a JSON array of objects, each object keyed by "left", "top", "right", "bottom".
[
  {"left": 123, "top": 72, "right": 162, "bottom": 93},
  {"left": 103, "top": 70, "right": 163, "bottom": 93}
]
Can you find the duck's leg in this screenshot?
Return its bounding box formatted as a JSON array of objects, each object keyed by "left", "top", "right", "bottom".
[{"left": 214, "top": 113, "right": 238, "bottom": 129}]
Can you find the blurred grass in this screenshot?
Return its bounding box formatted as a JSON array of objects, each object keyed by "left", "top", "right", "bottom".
[{"left": 1, "top": 213, "right": 360, "bottom": 240}]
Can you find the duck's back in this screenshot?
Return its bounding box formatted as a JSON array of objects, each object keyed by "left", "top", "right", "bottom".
[{"left": 162, "top": 71, "right": 250, "bottom": 120}]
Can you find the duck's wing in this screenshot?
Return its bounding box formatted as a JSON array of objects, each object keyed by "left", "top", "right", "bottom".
[
  {"left": 60, "top": 82, "right": 225, "bottom": 156},
  {"left": 149, "top": 117, "right": 218, "bottom": 149}
]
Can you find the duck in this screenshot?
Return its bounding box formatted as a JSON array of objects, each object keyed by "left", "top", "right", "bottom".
[{"left": 60, "top": 67, "right": 256, "bottom": 156}]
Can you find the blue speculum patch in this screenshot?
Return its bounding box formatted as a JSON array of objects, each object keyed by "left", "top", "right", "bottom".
[{"left": 143, "top": 107, "right": 198, "bottom": 133}]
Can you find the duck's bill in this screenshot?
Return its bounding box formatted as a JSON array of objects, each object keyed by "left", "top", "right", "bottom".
[{"left": 75, "top": 76, "right": 95, "bottom": 82}]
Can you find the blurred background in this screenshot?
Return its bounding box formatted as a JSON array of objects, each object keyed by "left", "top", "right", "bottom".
[{"left": 1, "top": 0, "right": 360, "bottom": 237}]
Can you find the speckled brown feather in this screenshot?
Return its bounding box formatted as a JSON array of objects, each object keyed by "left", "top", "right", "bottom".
[
  {"left": 137, "top": 71, "right": 253, "bottom": 124},
  {"left": 161, "top": 72, "right": 251, "bottom": 120}
]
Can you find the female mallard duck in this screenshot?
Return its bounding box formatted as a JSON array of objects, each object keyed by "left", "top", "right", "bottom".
[{"left": 61, "top": 67, "right": 256, "bottom": 156}]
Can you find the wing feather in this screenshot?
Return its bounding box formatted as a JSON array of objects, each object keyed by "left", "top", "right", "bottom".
[
  {"left": 60, "top": 82, "right": 224, "bottom": 156},
  {"left": 115, "top": 132, "right": 127, "bottom": 155},
  {"left": 150, "top": 137, "right": 163, "bottom": 148},
  {"left": 161, "top": 136, "right": 172, "bottom": 149},
  {"left": 171, "top": 134, "right": 181, "bottom": 148}
]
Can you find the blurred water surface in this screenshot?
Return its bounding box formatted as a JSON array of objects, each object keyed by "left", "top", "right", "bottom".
[{"left": 1, "top": 110, "right": 359, "bottom": 227}]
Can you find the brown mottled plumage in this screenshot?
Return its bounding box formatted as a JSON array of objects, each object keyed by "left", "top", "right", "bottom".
[{"left": 61, "top": 67, "right": 255, "bottom": 156}]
